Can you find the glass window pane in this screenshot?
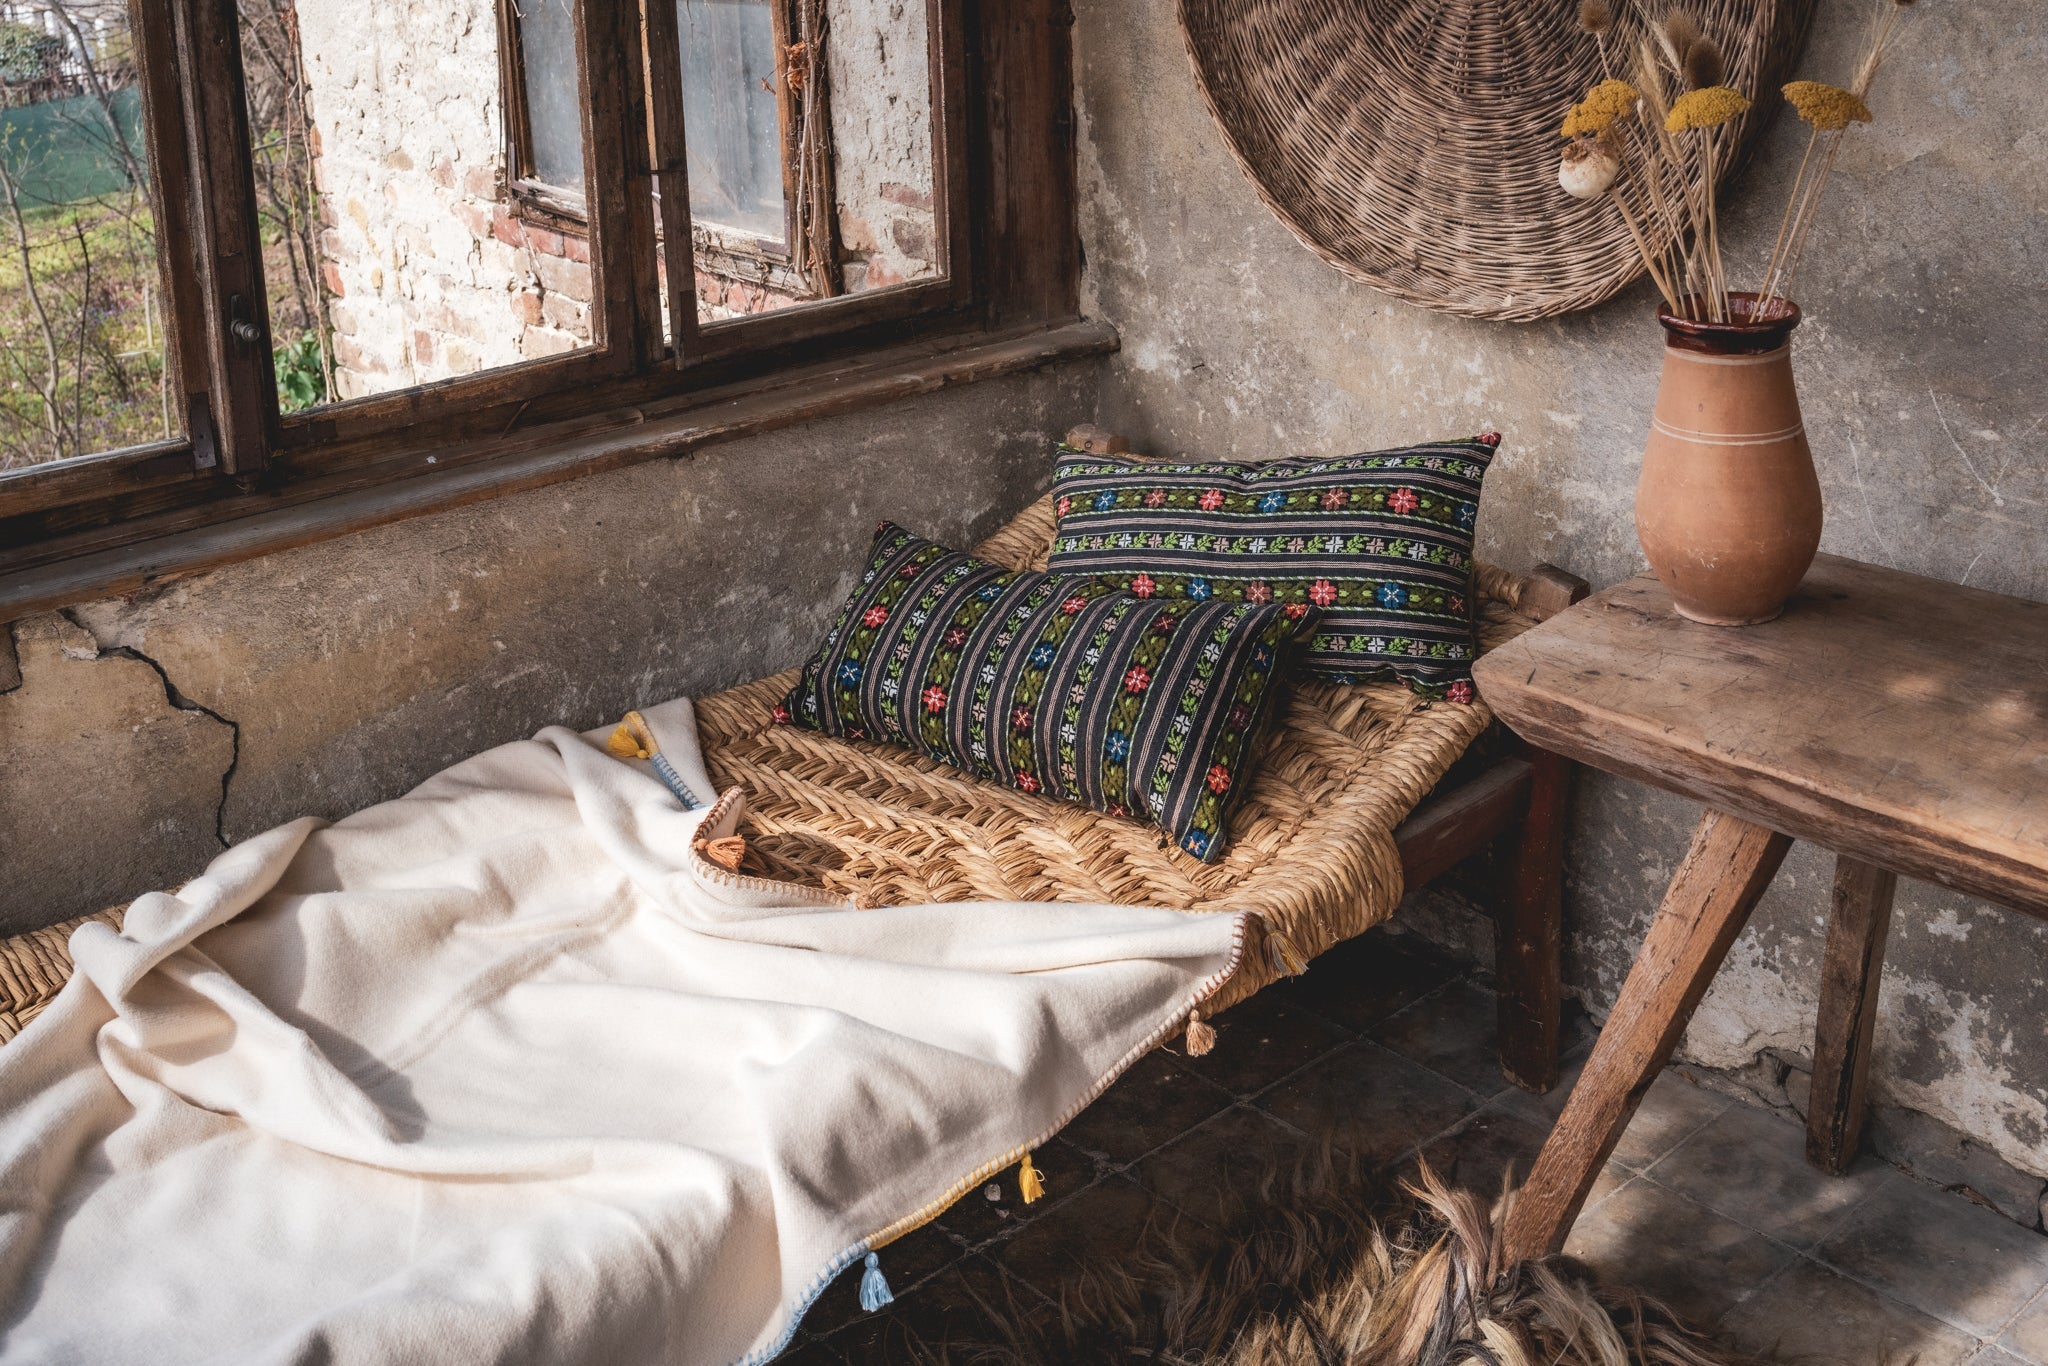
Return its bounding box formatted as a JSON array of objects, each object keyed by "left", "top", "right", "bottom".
[
  {"left": 679, "top": 0, "right": 782, "bottom": 241},
  {"left": 248, "top": 0, "right": 594, "bottom": 410},
  {"left": 686, "top": 0, "right": 943, "bottom": 324},
  {"left": 0, "top": 0, "right": 181, "bottom": 472},
  {"left": 514, "top": 0, "right": 582, "bottom": 194}
]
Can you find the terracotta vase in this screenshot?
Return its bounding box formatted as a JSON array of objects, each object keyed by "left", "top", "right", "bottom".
[{"left": 1635, "top": 293, "right": 1822, "bottom": 626}]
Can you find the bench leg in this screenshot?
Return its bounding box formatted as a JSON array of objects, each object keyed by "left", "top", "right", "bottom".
[
  {"left": 1806, "top": 856, "right": 1897, "bottom": 1175},
  {"left": 1497, "top": 747, "right": 1570, "bottom": 1093},
  {"left": 1503, "top": 809, "right": 1792, "bottom": 1262}
]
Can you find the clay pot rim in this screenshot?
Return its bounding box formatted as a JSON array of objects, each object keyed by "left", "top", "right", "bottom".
[{"left": 1656, "top": 293, "right": 1801, "bottom": 355}]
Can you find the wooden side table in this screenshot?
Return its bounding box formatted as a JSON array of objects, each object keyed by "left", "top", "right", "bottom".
[{"left": 1473, "top": 554, "right": 2048, "bottom": 1261}]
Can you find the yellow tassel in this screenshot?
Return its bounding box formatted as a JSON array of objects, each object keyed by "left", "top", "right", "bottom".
[
  {"left": 1018, "top": 1152, "right": 1045, "bottom": 1204},
  {"left": 694, "top": 835, "right": 746, "bottom": 872},
  {"left": 607, "top": 712, "right": 655, "bottom": 760},
  {"left": 1185, "top": 1009, "right": 1216, "bottom": 1056}
]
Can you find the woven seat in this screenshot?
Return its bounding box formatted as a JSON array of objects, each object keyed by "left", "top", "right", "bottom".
[
  {"left": 696, "top": 491, "right": 1546, "bottom": 1012},
  {"left": 0, "top": 491, "right": 1547, "bottom": 1035}
]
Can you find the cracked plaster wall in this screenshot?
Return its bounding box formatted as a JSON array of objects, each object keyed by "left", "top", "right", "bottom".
[
  {"left": 1072, "top": 0, "right": 2048, "bottom": 1214},
  {"left": 0, "top": 365, "right": 1099, "bottom": 933}
]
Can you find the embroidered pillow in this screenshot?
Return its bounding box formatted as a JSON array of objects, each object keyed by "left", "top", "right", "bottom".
[
  {"left": 1046, "top": 435, "right": 1500, "bottom": 700},
  {"left": 777, "top": 522, "right": 1316, "bottom": 861}
]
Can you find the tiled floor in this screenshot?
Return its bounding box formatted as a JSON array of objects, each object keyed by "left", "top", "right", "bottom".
[{"left": 784, "top": 929, "right": 2048, "bottom": 1364}]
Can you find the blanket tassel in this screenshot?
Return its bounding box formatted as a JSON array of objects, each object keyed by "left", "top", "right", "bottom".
[
  {"left": 1185, "top": 1009, "right": 1216, "bottom": 1057},
  {"left": 858, "top": 1252, "right": 894, "bottom": 1312},
  {"left": 1019, "top": 1152, "right": 1045, "bottom": 1205}
]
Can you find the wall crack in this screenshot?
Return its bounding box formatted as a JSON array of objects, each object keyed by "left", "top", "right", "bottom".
[{"left": 59, "top": 611, "right": 241, "bottom": 850}]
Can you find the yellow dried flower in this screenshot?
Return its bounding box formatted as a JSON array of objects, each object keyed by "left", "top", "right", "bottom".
[
  {"left": 1560, "top": 78, "right": 1641, "bottom": 138},
  {"left": 1665, "top": 85, "right": 1752, "bottom": 131},
  {"left": 1782, "top": 80, "right": 1874, "bottom": 131}
]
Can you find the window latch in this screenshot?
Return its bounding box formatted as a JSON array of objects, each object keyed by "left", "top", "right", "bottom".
[{"left": 228, "top": 294, "right": 264, "bottom": 349}]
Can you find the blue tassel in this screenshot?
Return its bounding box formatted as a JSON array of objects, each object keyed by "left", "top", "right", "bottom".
[{"left": 858, "top": 1252, "right": 894, "bottom": 1312}]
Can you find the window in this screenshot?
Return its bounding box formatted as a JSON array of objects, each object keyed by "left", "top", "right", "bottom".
[{"left": 0, "top": 0, "right": 1079, "bottom": 590}]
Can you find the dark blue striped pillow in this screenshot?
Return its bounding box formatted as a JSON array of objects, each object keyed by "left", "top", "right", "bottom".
[
  {"left": 1045, "top": 436, "right": 1498, "bottom": 699},
  {"left": 776, "top": 522, "right": 1316, "bottom": 861}
]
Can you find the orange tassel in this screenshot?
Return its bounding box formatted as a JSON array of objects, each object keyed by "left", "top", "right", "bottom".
[
  {"left": 694, "top": 835, "right": 746, "bottom": 872},
  {"left": 1185, "top": 1009, "right": 1216, "bottom": 1056},
  {"left": 607, "top": 712, "right": 656, "bottom": 760}
]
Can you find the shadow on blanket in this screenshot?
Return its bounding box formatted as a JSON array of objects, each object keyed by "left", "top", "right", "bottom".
[{"left": 837, "top": 1150, "right": 1769, "bottom": 1366}]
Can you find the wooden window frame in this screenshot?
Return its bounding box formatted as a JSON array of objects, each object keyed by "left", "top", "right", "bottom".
[{"left": 0, "top": 0, "right": 1080, "bottom": 592}]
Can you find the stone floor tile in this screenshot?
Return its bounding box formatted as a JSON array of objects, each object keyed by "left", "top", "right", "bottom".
[
  {"left": 823, "top": 1253, "right": 1047, "bottom": 1364},
  {"left": 935, "top": 1141, "right": 1090, "bottom": 1248},
  {"left": 1371, "top": 977, "right": 1516, "bottom": 1097},
  {"left": 1562, "top": 1177, "right": 1799, "bottom": 1328},
  {"left": 1969, "top": 1348, "right": 2035, "bottom": 1366},
  {"left": 1491, "top": 1035, "right": 1594, "bottom": 1128},
  {"left": 1052, "top": 1047, "right": 1235, "bottom": 1168},
  {"left": 994, "top": 1172, "right": 1220, "bottom": 1293},
  {"left": 1420, "top": 1104, "right": 1628, "bottom": 1210},
  {"left": 1997, "top": 1287, "right": 2048, "bottom": 1362},
  {"left": 1275, "top": 928, "right": 1462, "bottom": 1035},
  {"left": 1610, "top": 1068, "right": 1730, "bottom": 1171},
  {"left": 803, "top": 1219, "right": 965, "bottom": 1338},
  {"left": 1253, "top": 1040, "right": 1478, "bottom": 1168},
  {"left": 1716, "top": 1258, "right": 1981, "bottom": 1366},
  {"left": 1131, "top": 1102, "right": 1321, "bottom": 1229},
  {"left": 1815, "top": 1178, "right": 2048, "bottom": 1338},
  {"left": 1182, "top": 995, "right": 1351, "bottom": 1098},
  {"left": 1649, "top": 1099, "right": 1894, "bottom": 1249}
]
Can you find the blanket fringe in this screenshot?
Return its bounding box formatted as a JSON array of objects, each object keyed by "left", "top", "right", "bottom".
[
  {"left": 1018, "top": 1153, "right": 1045, "bottom": 1205},
  {"left": 858, "top": 1253, "right": 894, "bottom": 1312}
]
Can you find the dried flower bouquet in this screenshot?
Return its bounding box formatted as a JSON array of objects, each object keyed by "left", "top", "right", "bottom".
[{"left": 1558, "top": 0, "right": 1914, "bottom": 324}]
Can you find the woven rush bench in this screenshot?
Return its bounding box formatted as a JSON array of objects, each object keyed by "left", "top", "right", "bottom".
[{"left": 0, "top": 427, "right": 1586, "bottom": 1091}]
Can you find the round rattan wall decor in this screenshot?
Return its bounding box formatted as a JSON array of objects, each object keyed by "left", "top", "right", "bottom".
[{"left": 1176, "top": 1, "right": 1815, "bottom": 322}]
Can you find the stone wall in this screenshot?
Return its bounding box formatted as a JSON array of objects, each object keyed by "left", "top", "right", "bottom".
[
  {"left": 1070, "top": 0, "right": 2048, "bottom": 1219},
  {"left": 0, "top": 363, "right": 1102, "bottom": 930}
]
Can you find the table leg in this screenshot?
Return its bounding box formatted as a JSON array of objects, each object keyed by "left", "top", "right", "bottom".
[
  {"left": 1806, "top": 856, "right": 1898, "bottom": 1175},
  {"left": 1502, "top": 809, "right": 1792, "bottom": 1262}
]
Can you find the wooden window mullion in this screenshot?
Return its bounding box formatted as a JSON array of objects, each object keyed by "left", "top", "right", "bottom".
[
  {"left": 169, "top": 0, "right": 276, "bottom": 481},
  {"left": 642, "top": 0, "right": 699, "bottom": 367},
  {"left": 580, "top": 0, "right": 666, "bottom": 372}
]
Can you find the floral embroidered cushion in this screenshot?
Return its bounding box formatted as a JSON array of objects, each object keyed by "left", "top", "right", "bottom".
[
  {"left": 777, "top": 522, "right": 1317, "bottom": 862},
  {"left": 1045, "top": 435, "right": 1500, "bottom": 700}
]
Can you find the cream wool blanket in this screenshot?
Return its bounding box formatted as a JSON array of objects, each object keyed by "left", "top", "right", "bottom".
[{"left": 0, "top": 698, "right": 1248, "bottom": 1364}]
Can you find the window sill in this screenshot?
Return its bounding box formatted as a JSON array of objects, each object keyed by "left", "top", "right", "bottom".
[{"left": 0, "top": 318, "right": 1117, "bottom": 621}]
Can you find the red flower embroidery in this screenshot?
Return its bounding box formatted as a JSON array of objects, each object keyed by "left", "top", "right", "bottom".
[
  {"left": 1143, "top": 488, "right": 1168, "bottom": 508},
  {"left": 1319, "top": 487, "right": 1349, "bottom": 511},
  {"left": 1016, "top": 772, "right": 1040, "bottom": 793},
  {"left": 1056, "top": 495, "right": 1072, "bottom": 517},
  {"left": 1206, "top": 764, "right": 1232, "bottom": 794},
  {"left": 1388, "top": 488, "right": 1420, "bottom": 514},
  {"left": 1123, "top": 666, "right": 1151, "bottom": 693},
  {"left": 943, "top": 626, "right": 968, "bottom": 648},
  {"left": 1011, "top": 706, "right": 1032, "bottom": 731},
  {"left": 771, "top": 704, "right": 792, "bottom": 724},
  {"left": 1309, "top": 578, "right": 1337, "bottom": 607},
  {"left": 1477, "top": 431, "right": 1501, "bottom": 447},
  {"left": 1446, "top": 680, "right": 1475, "bottom": 705},
  {"left": 898, "top": 561, "right": 921, "bottom": 577},
  {"left": 1199, "top": 489, "right": 1225, "bottom": 511},
  {"left": 861, "top": 605, "right": 889, "bottom": 628},
  {"left": 1283, "top": 602, "right": 1308, "bottom": 620},
  {"left": 1246, "top": 581, "right": 1272, "bottom": 604},
  {"left": 1132, "top": 573, "right": 1156, "bottom": 598},
  {"left": 1448, "top": 595, "right": 1466, "bottom": 614},
  {"left": 1061, "top": 594, "right": 1088, "bottom": 614},
  {"left": 1152, "top": 613, "right": 1177, "bottom": 635},
  {"left": 921, "top": 686, "right": 947, "bottom": 713}
]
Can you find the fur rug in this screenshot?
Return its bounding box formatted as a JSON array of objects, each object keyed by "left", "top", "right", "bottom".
[{"left": 887, "top": 1149, "right": 1763, "bottom": 1365}]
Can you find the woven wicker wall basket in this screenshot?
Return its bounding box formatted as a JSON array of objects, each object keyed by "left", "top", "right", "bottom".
[{"left": 1176, "top": 0, "right": 1815, "bottom": 322}]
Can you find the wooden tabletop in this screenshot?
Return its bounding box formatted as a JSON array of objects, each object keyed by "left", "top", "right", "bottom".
[{"left": 1473, "top": 554, "right": 2048, "bottom": 917}]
